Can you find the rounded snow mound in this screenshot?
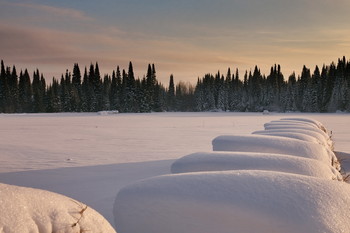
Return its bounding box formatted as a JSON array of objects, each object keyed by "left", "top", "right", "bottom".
[
  {"left": 114, "top": 171, "right": 350, "bottom": 233},
  {"left": 280, "top": 117, "right": 328, "bottom": 133},
  {"left": 264, "top": 124, "right": 330, "bottom": 139},
  {"left": 252, "top": 128, "right": 333, "bottom": 149},
  {"left": 212, "top": 134, "right": 337, "bottom": 165},
  {"left": 0, "top": 183, "right": 116, "bottom": 233},
  {"left": 252, "top": 131, "right": 322, "bottom": 144},
  {"left": 268, "top": 120, "right": 318, "bottom": 128},
  {"left": 170, "top": 152, "right": 342, "bottom": 180}
]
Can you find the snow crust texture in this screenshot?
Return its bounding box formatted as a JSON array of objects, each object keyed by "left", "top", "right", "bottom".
[
  {"left": 0, "top": 183, "right": 116, "bottom": 233},
  {"left": 114, "top": 117, "right": 347, "bottom": 233}
]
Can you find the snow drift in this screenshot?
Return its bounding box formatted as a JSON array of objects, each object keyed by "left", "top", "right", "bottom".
[
  {"left": 170, "top": 152, "right": 342, "bottom": 180},
  {"left": 114, "top": 171, "right": 350, "bottom": 233},
  {"left": 0, "top": 183, "right": 116, "bottom": 233},
  {"left": 212, "top": 134, "right": 337, "bottom": 165}
]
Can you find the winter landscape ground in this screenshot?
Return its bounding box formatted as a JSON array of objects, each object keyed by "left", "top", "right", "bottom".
[{"left": 0, "top": 112, "right": 350, "bottom": 232}]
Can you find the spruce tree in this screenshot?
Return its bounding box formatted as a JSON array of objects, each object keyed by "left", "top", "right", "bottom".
[
  {"left": 18, "top": 69, "right": 32, "bottom": 113},
  {"left": 71, "top": 63, "right": 82, "bottom": 111},
  {"left": 0, "top": 60, "right": 5, "bottom": 112},
  {"left": 167, "top": 74, "right": 176, "bottom": 111},
  {"left": 32, "top": 69, "right": 45, "bottom": 112}
]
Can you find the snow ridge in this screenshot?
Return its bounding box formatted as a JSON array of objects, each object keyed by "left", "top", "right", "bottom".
[{"left": 113, "top": 118, "right": 349, "bottom": 233}]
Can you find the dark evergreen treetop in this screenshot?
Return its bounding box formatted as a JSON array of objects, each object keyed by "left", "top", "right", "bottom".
[{"left": 0, "top": 57, "right": 349, "bottom": 113}]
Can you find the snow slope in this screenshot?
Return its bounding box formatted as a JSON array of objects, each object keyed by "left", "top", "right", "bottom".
[
  {"left": 114, "top": 171, "right": 350, "bottom": 233},
  {"left": 0, "top": 183, "right": 116, "bottom": 233}
]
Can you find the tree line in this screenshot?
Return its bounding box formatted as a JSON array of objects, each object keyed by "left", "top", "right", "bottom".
[{"left": 0, "top": 57, "right": 349, "bottom": 113}]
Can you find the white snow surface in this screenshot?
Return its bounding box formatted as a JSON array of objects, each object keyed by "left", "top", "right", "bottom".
[
  {"left": 252, "top": 128, "right": 333, "bottom": 149},
  {"left": 170, "top": 151, "right": 342, "bottom": 180},
  {"left": 268, "top": 119, "right": 319, "bottom": 128},
  {"left": 114, "top": 171, "right": 350, "bottom": 233},
  {"left": 264, "top": 124, "right": 330, "bottom": 139},
  {"left": 251, "top": 131, "right": 323, "bottom": 144},
  {"left": 0, "top": 112, "right": 350, "bottom": 231},
  {"left": 0, "top": 183, "right": 116, "bottom": 233},
  {"left": 212, "top": 134, "right": 336, "bottom": 165},
  {"left": 281, "top": 117, "right": 328, "bottom": 132}
]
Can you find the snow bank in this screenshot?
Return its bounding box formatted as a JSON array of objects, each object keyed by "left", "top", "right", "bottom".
[
  {"left": 252, "top": 128, "right": 333, "bottom": 149},
  {"left": 170, "top": 152, "right": 341, "bottom": 180},
  {"left": 212, "top": 134, "right": 336, "bottom": 165},
  {"left": 0, "top": 183, "right": 116, "bottom": 233},
  {"left": 114, "top": 171, "right": 350, "bottom": 233}
]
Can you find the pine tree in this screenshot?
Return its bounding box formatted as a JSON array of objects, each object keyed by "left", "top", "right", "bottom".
[
  {"left": 0, "top": 60, "right": 5, "bottom": 112},
  {"left": 87, "top": 63, "right": 99, "bottom": 111},
  {"left": 8, "top": 65, "right": 19, "bottom": 112},
  {"left": 81, "top": 67, "right": 89, "bottom": 112},
  {"left": 283, "top": 72, "right": 297, "bottom": 111},
  {"left": 71, "top": 63, "right": 82, "bottom": 111},
  {"left": 32, "top": 69, "right": 46, "bottom": 112},
  {"left": 298, "top": 65, "right": 311, "bottom": 111},
  {"left": 102, "top": 74, "right": 111, "bottom": 110},
  {"left": 18, "top": 69, "right": 32, "bottom": 113},
  {"left": 167, "top": 74, "right": 176, "bottom": 111},
  {"left": 122, "top": 62, "right": 137, "bottom": 112}
]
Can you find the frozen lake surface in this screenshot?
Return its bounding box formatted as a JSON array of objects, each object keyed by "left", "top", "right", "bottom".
[{"left": 0, "top": 112, "right": 349, "bottom": 228}]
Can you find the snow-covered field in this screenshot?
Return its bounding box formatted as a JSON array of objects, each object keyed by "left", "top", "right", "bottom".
[{"left": 0, "top": 112, "right": 350, "bottom": 232}]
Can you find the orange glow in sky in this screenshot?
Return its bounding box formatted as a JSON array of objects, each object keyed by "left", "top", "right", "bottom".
[{"left": 1, "top": 0, "right": 350, "bottom": 83}]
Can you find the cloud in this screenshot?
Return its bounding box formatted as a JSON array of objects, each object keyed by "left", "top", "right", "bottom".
[
  {"left": 1, "top": 0, "right": 350, "bottom": 83},
  {"left": 0, "top": 24, "right": 77, "bottom": 63},
  {"left": 1, "top": 1, "right": 94, "bottom": 22}
]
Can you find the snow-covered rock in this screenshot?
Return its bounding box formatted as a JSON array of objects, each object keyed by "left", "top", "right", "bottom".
[
  {"left": 114, "top": 171, "right": 350, "bottom": 233},
  {"left": 0, "top": 183, "right": 116, "bottom": 233},
  {"left": 252, "top": 128, "right": 333, "bottom": 149},
  {"left": 252, "top": 131, "right": 324, "bottom": 145},
  {"left": 268, "top": 120, "right": 317, "bottom": 128},
  {"left": 264, "top": 122, "right": 320, "bottom": 131},
  {"left": 264, "top": 124, "right": 330, "bottom": 139},
  {"left": 171, "top": 152, "right": 342, "bottom": 180},
  {"left": 280, "top": 117, "right": 328, "bottom": 133},
  {"left": 212, "top": 134, "right": 337, "bottom": 165}
]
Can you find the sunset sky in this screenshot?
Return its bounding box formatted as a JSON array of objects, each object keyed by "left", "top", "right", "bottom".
[{"left": 1, "top": 0, "right": 350, "bottom": 84}]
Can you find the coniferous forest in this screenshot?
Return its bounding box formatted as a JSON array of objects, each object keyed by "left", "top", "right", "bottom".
[{"left": 0, "top": 57, "right": 350, "bottom": 113}]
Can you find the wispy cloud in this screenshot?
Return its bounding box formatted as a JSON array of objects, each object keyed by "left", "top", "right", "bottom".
[
  {"left": 1, "top": 0, "right": 350, "bottom": 82},
  {"left": 1, "top": 1, "right": 94, "bottom": 22}
]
